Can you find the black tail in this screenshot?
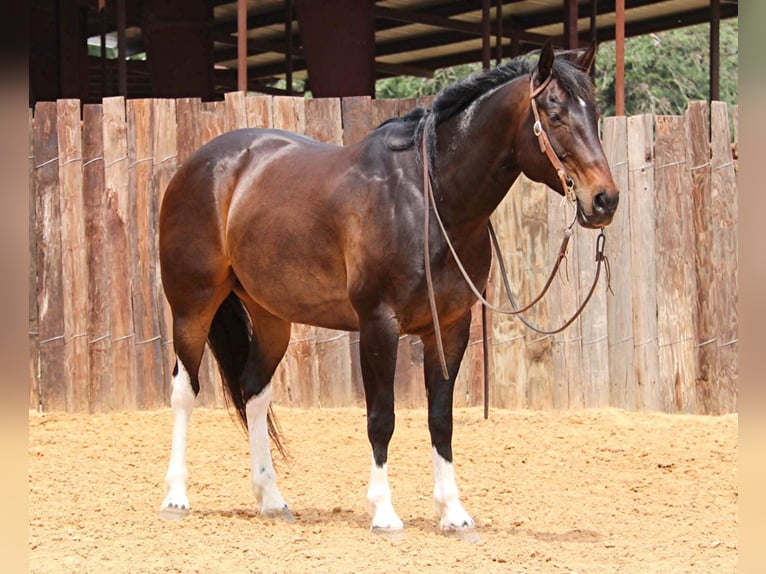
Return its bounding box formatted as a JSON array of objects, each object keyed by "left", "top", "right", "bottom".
[{"left": 207, "top": 292, "right": 285, "bottom": 457}]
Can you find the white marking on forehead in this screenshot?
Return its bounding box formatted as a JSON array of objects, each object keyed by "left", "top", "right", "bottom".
[{"left": 578, "top": 96, "right": 587, "bottom": 108}]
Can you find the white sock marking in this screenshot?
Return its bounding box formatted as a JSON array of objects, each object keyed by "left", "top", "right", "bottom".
[
  {"left": 161, "top": 360, "right": 195, "bottom": 513},
  {"left": 432, "top": 447, "right": 475, "bottom": 530},
  {"left": 367, "top": 456, "right": 404, "bottom": 530},
  {"left": 246, "top": 384, "right": 289, "bottom": 514}
]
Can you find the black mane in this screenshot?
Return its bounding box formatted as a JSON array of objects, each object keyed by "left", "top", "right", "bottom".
[
  {"left": 431, "top": 50, "right": 594, "bottom": 125},
  {"left": 374, "top": 50, "right": 594, "bottom": 155}
]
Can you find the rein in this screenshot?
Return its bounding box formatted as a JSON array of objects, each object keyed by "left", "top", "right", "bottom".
[{"left": 422, "top": 73, "right": 611, "bottom": 380}]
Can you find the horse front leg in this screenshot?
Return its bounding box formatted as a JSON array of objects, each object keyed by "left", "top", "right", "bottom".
[
  {"left": 421, "top": 313, "right": 475, "bottom": 533},
  {"left": 358, "top": 310, "right": 402, "bottom": 533}
]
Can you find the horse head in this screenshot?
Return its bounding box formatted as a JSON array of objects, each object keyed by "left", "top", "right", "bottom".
[{"left": 516, "top": 40, "right": 619, "bottom": 229}]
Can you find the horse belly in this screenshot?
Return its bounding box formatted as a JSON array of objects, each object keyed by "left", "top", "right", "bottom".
[{"left": 230, "top": 232, "right": 359, "bottom": 331}]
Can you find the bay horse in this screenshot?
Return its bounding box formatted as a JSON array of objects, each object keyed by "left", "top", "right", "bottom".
[{"left": 158, "top": 41, "right": 619, "bottom": 534}]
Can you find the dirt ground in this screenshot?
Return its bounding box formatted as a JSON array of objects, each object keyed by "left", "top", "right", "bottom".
[{"left": 29, "top": 406, "right": 737, "bottom": 574}]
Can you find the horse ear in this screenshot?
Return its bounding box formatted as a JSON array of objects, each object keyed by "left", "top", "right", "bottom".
[
  {"left": 538, "top": 39, "right": 554, "bottom": 80},
  {"left": 578, "top": 41, "right": 597, "bottom": 73}
]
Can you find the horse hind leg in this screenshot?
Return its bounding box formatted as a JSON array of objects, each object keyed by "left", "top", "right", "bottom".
[
  {"left": 159, "top": 318, "right": 211, "bottom": 520},
  {"left": 160, "top": 285, "right": 232, "bottom": 520},
  {"left": 237, "top": 298, "right": 293, "bottom": 521}
]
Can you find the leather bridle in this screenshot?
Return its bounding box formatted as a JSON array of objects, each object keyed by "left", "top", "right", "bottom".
[{"left": 529, "top": 73, "right": 577, "bottom": 204}]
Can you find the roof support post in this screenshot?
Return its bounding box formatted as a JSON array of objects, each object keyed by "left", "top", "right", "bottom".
[
  {"left": 564, "top": 0, "right": 579, "bottom": 49},
  {"left": 710, "top": 0, "right": 720, "bottom": 102},
  {"left": 615, "top": 0, "right": 625, "bottom": 116},
  {"left": 237, "top": 0, "right": 248, "bottom": 92}
]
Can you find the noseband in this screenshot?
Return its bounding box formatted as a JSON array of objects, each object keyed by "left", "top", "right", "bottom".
[{"left": 529, "top": 73, "right": 577, "bottom": 204}]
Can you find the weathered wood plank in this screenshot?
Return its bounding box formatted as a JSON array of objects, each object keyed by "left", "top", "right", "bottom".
[
  {"left": 33, "top": 102, "right": 66, "bottom": 411},
  {"left": 602, "top": 116, "right": 635, "bottom": 410},
  {"left": 396, "top": 97, "right": 420, "bottom": 117},
  {"left": 371, "top": 98, "right": 400, "bottom": 127},
  {"left": 175, "top": 98, "right": 202, "bottom": 165},
  {"left": 305, "top": 98, "right": 343, "bottom": 145},
  {"left": 576, "top": 224, "right": 609, "bottom": 408},
  {"left": 654, "top": 115, "right": 698, "bottom": 413},
  {"left": 489, "top": 178, "right": 527, "bottom": 409},
  {"left": 29, "top": 107, "right": 40, "bottom": 410},
  {"left": 686, "top": 101, "right": 717, "bottom": 414},
  {"left": 453, "top": 302, "right": 485, "bottom": 408},
  {"left": 201, "top": 101, "right": 227, "bottom": 145},
  {"left": 341, "top": 96, "right": 372, "bottom": 146},
  {"left": 548, "top": 188, "right": 582, "bottom": 409},
  {"left": 103, "top": 96, "right": 137, "bottom": 411},
  {"left": 127, "top": 99, "right": 162, "bottom": 410},
  {"left": 272, "top": 95, "right": 306, "bottom": 134},
  {"left": 246, "top": 94, "right": 273, "bottom": 128},
  {"left": 224, "top": 91, "right": 248, "bottom": 131},
  {"left": 627, "top": 114, "right": 661, "bottom": 411},
  {"left": 710, "top": 101, "right": 738, "bottom": 413},
  {"left": 58, "top": 98, "right": 91, "bottom": 412},
  {"left": 82, "top": 104, "right": 113, "bottom": 412},
  {"left": 521, "top": 178, "right": 553, "bottom": 410}
]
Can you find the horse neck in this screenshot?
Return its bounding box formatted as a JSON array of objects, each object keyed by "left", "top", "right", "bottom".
[{"left": 430, "top": 76, "right": 529, "bottom": 228}]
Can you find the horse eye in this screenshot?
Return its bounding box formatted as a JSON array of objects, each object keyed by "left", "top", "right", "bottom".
[{"left": 548, "top": 112, "right": 563, "bottom": 125}]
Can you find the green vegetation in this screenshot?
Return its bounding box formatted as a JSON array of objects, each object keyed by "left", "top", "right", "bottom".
[{"left": 374, "top": 19, "right": 738, "bottom": 116}]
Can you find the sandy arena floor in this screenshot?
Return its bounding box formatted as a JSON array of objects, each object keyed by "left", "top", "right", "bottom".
[{"left": 29, "top": 406, "right": 737, "bottom": 573}]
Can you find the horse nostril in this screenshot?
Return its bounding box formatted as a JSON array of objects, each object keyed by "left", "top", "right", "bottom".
[{"left": 593, "top": 190, "right": 617, "bottom": 214}]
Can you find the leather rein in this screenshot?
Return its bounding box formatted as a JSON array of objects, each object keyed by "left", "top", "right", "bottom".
[{"left": 423, "top": 72, "right": 611, "bottom": 379}]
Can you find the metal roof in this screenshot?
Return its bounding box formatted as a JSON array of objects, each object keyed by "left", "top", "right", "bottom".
[
  {"left": 84, "top": 0, "right": 738, "bottom": 96},
  {"left": 206, "top": 0, "right": 737, "bottom": 92}
]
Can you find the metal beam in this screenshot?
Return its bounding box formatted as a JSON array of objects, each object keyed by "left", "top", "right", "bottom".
[
  {"left": 237, "top": 0, "right": 247, "bottom": 91},
  {"left": 615, "top": 0, "right": 625, "bottom": 115},
  {"left": 710, "top": 0, "right": 720, "bottom": 102}
]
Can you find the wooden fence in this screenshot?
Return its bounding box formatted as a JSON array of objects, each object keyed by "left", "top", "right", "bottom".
[{"left": 28, "top": 93, "right": 738, "bottom": 415}]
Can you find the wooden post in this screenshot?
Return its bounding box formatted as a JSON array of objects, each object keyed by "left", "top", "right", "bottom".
[
  {"left": 127, "top": 99, "right": 163, "bottom": 409},
  {"left": 489, "top": 178, "right": 527, "bottom": 409},
  {"left": 29, "top": 108, "right": 40, "bottom": 410},
  {"left": 654, "top": 115, "right": 698, "bottom": 413},
  {"left": 710, "top": 101, "right": 738, "bottom": 412},
  {"left": 576, "top": 225, "right": 609, "bottom": 408},
  {"left": 224, "top": 91, "right": 248, "bottom": 131},
  {"left": 246, "top": 94, "right": 274, "bottom": 128},
  {"left": 59, "top": 98, "right": 89, "bottom": 411},
  {"left": 82, "top": 104, "right": 114, "bottom": 412},
  {"left": 603, "top": 116, "right": 635, "bottom": 410},
  {"left": 548, "top": 187, "right": 582, "bottom": 409},
  {"left": 33, "top": 102, "right": 66, "bottom": 411},
  {"left": 627, "top": 114, "right": 661, "bottom": 410},
  {"left": 103, "top": 96, "right": 137, "bottom": 410},
  {"left": 686, "top": 101, "right": 717, "bottom": 414}
]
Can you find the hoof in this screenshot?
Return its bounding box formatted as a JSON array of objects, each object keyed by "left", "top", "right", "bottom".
[
  {"left": 442, "top": 526, "right": 482, "bottom": 544},
  {"left": 159, "top": 503, "right": 190, "bottom": 521},
  {"left": 262, "top": 505, "right": 295, "bottom": 523},
  {"left": 371, "top": 526, "right": 407, "bottom": 541}
]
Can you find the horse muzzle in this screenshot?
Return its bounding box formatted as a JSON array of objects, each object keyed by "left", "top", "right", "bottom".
[{"left": 578, "top": 188, "right": 620, "bottom": 229}]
